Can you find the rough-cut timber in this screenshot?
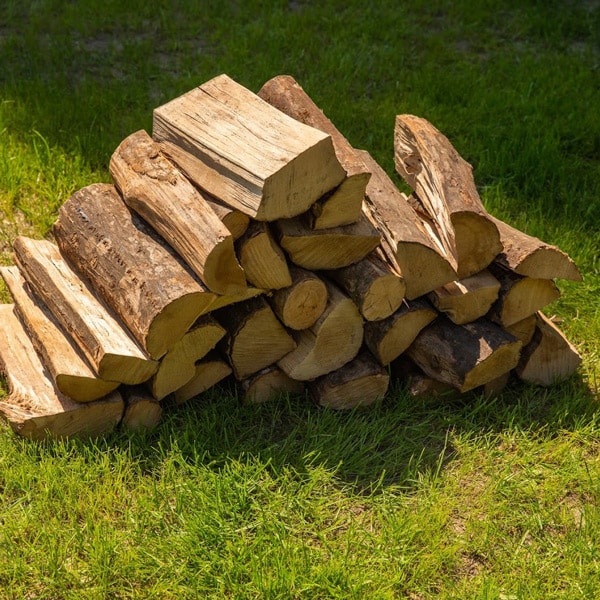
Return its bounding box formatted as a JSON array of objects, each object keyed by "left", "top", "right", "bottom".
[
  {"left": 153, "top": 74, "right": 346, "bottom": 221},
  {"left": 54, "top": 183, "right": 216, "bottom": 358},
  {"left": 407, "top": 317, "right": 523, "bottom": 392},
  {"left": 515, "top": 313, "right": 582, "bottom": 386},
  {"left": 277, "top": 280, "right": 364, "bottom": 381},
  {"left": 240, "top": 366, "right": 304, "bottom": 404},
  {"left": 120, "top": 385, "right": 163, "bottom": 431},
  {"left": 13, "top": 237, "right": 158, "bottom": 385},
  {"left": 258, "top": 74, "right": 369, "bottom": 229},
  {"left": 394, "top": 115, "right": 502, "bottom": 278},
  {"left": 173, "top": 355, "right": 232, "bottom": 404},
  {"left": 0, "top": 305, "right": 124, "bottom": 439},
  {"left": 308, "top": 351, "right": 389, "bottom": 409},
  {"left": 0, "top": 266, "right": 119, "bottom": 402},
  {"left": 205, "top": 196, "right": 250, "bottom": 240},
  {"left": 269, "top": 266, "right": 328, "bottom": 330},
  {"left": 110, "top": 130, "right": 246, "bottom": 295}
]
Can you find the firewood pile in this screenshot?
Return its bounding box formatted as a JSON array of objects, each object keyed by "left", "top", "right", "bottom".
[{"left": 0, "top": 74, "right": 583, "bottom": 439}]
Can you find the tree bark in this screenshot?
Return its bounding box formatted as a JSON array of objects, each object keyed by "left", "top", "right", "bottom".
[
  {"left": 239, "top": 365, "right": 304, "bottom": 404},
  {"left": 173, "top": 354, "right": 232, "bottom": 404}
]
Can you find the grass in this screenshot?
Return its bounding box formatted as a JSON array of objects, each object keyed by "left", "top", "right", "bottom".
[{"left": 0, "top": 0, "right": 599, "bottom": 598}]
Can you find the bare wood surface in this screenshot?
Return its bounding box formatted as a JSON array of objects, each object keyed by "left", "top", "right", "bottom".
[
  {"left": 205, "top": 196, "right": 250, "bottom": 240},
  {"left": 504, "top": 314, "right": 538, "bottom": 346},
  {"left": 240, "top": 366, "right": 304, "bottom": 404},
  {"left": 120, "top": 385, "right": 163, "bottom": 431},
  {"left": 174, "top": 355, "right": 232, "bottom": 404},
  {"left": 308, "top": 177, "right": 368, "bottom": 229}
]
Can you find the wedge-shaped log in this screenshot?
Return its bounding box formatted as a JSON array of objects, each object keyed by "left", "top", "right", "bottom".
[
  {"left": 0, "top": 266, "right": 119, "bottom": 402},
  {"left": 120, "top": 385, "right": 163, "bottom": 431},
  {"left": 364, "top": 297, "right": 437, "bottom": 366},
  {"left": 407, "top": 317, "right": 522, "bottom": 393},
  {"left": 0, "top": 305, "right": 124, "bottom": 439},
  {"left": 153, "top": 74, "right": 346, "bottom": 221},
  {"left": 110, "top": 130, "right": 246, "bottom": 295},
  {"left": 205, "top": 196, "right": 250, "bottom": 240},
  {"left": 394, "top": 115, "right": 502, "bottom": 278},
  {"left": 504, "top": 314, "right": 538, "bottom": 346},
  {"left": 308, "top": 351, "right": 389, "bottom": 410},
  {"left": 54, "top": 183, "right": 216, "bottom": 358},
  {"left": 277, "top": 280, "right": 364, "bottom": 381},
  {"left": 174, "top": 355, "right": 233, "bottom": 404},
  {"left": 515, "top": 313, "right": 582, "bottom": 386},
  {"left": 13, "top": 237, "right": 158, "bottom": 385},
  {"left": 391, "top": 356, "right": 458, "bottom": 400},
  {"left": 240, "top": 366, "right": 304, "bottom": 404},
  {"left": 258, "top": 74, "right": 369, "bottom": 229}
]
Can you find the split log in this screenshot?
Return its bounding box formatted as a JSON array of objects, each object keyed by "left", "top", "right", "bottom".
[
  {"left": 173, "top": 355, "right": 232, "bottom": 404},
  {"left": 308, "top": 351, "right": 389, "bottom": 409},
  {"left": 239, "top": 366, "right": 304, "bottom": 404},
  {"left": 406, "top": 317, "right": 523, "bottom": 392},
  {"left": 0, "top": 266, "right": 119, "bottom": 402},
  {"left": 110, "top": 129, "right": 246, "bottom": 295},
  {"left": 515, "top": 313, "right": 582, "bottom": 386},
  {"left": 428, "top": 269, "right": 501, "bottom": 325},
  {"left": 204, "top": 287, "right": 265, "bottom": 313},
  {"left": 394, "top": 115, "right": 502, "bottom": 278},
  {"left": 0, "top": 305, "right": 124, "bottom": 439},
  {"left": 13, "top": 237, "right": 158, "bottom": 385},
  {"left": 481, "top": 372, "right": 511, "bottom": 399},
  {"left": 391, "top": 357, "right": 458, "bottom": 399},
  {"left": 504, "top": 314, "right": 538, "bottom": 346},
  {"left": 364, "top": 297, "right": 437, "bottom": 366},
  {"left": 205, "top": 196, "right": 250, "bottom": 240},
  {"left": 53, "top": 183, "right": 216, "bottom": 358},
  {"left": 215, "top": 296, "right": 297, "bottom": 380},
  {"left": 153, "top": 74, "right": 346, "bottom": 221},
  {"left": 236, "top": 221, "right": 292, "bottom": 290},
  {"left": 120, "top": 385, "right": 163, "bottom": 431},
  {"left": 277, "top": 280, "right": 364, "bottom": 381},
  {"left": 269, "top": 266, "right": 328, "bottom": 330}
]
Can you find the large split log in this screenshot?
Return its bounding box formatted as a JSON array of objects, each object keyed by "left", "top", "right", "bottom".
[
  {"left": 13, "top": 237, "right": 158, "bottom": 385},
  {"left": 110, "top": 129, "right": 246, "bottom": 295},
  {"left": 394, "top": 115, "right": 502, "bottom": 278},
  {"left": 0, "top": 305, "right": 124, "bottom": 439},
  {"left": 173, "top": 354, "right": 233, "bottom": 404},
  {"left": 153, "top": 74, "right": 346, "bottom": 221},
  {"left": 53, "top": 183, "right": 216, "bottom": 358},
  {"left": 239, "top": 365, "right": 304, "bottom": 404}
]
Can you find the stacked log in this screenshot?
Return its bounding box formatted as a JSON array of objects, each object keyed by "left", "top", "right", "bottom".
[{"left": 0, "top": 73, "right": 582, "bottom": 439}]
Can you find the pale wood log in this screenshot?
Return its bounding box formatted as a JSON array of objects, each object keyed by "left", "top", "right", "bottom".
[
  {"left": 407, "top": 317, "right": 522, "bottom": 392},
  {"left": 307, "top": 177, "right": 368, "bottom": 229},
  {"left": 515, "top": 312, "right": 582, "bottom": 386},
  {"left": 394, "top": 115, "right": 502, "bottom": 278},
  {"left": 0, "top": 266, "right": 119, "bottom": 402},
  {"left": 54, "top": 183, "right": 216, "bottom": 358},
  {"left": 120, "top": 385, "right": 163, "bottom": 431},
  {"left": 0, "top": 305, "right": 124, "bottom": 439},
  {"left": 504, "top": 314, "right": 537, "bottom": 346},
  {"left": 269, "top": 266, "right": 328, "bottom": 330},
  {"left": 364, "top": 297, "right": 437, "bottom": 366},
  {"left": 428, "top": 269, "right": 501, "bottom": 325},
  {"left": 236, "top": 221, "right": 292, "bottom": 290},
  {"left": 151, "top": 315, "right": 226, "bottom": 400},
  {"left": 13, "top": 237, "right": 158, "bottom": 385},
  {"left": 277, "top": 280, "right": 364, "bottom": 381},
  {"left": 308, "top": 351, "right": 389, "bottom": 409},
  {"left": 205, "top": 196, "right": 250, "bottom": 240},
  {"left": 153, "top": 74, "right": 346, "bottom": 221},
  {"left": 173, "top": 355, "right": 232, "bottom": 404},
  {"left": 110, "top": 129, "right": 246, "bottom": 295},
  {"left": 239, "top": 366, "right": 304, "bottom": 404},
  {"left": 215, "top": 296, "right": 297, "bottom": 380}
]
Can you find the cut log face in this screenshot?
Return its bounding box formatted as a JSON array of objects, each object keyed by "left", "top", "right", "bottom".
[
  {"left": 240, "top": 365, "right": 304, "bottom": 404},
  {"left": 54, "top": 183, "right": 216, "bottom": 358},
  {"left": 0, "top": 266, "right": 120, "bottom": 402},
  {"left": 205, "top": 196, "right": 250, "bottom": 240},
  {"left": 13, "top": 237, "right": 158, "bottom": 385},
  {"left": 308, "top": 176, "right": 368, "bottom": 229},
  {"left": 153, "top": 74, "right": 346, "bottom": 221},
  {"left": 110, "top": 130, "right": 247, "bottom": 295},
  {"left": 120, "top": 385, "right": 163, "bottom": 431},
  {"left": 173, "top": 356, "right": 232, "bottom": 404},
  {"left": 504, "top": 314, "right": 538, "bottom": 346},
  {"left": 0, "top": 305, "right": 124, "bottom": 439}
]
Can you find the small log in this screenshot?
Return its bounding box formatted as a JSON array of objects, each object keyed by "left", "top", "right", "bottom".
[
  {"left": 110, "top": 129, "right": 246, "bottom": 295},
  {"left": 120, "top": 385, "right": 163, "bottom": 431},
  {"left": 0, "top": 266, "right": 119, "bottom": 402},
  {"left": 407, "top": 317, "right": 523, "bottom": 392},
  {"left": 13, "top": 237, "right": 158, "bottom": 385},
  {"left": 269, "top": 266, "right": 328, "bottom": 330},
  {"left": 428, "top": 269, "right": 501, "bottom": 325},
  {"left": 205, "top": 196, "right": 250, "bottom": 240},
  {"left": 364, "top": 297, "right": 437, "bottom": 366},
  {"left": 173, "top": 355, "right": 232, "bottom": 404},
  {"left": 307, "top": 177, "right": 367, "bottom": 229},
  {"left": 0, "top": 305, "right": 124, "bottom": 440},
  {"left": 391, "top": 356, "right": 458, "bottom": 399},
  {"left": 394, "top": 115, "right": 502, "bottom": 278},
  {"left": 504, "top": 314, "right": 538, "bottom": 346},
  {"left": 54, "top": 183, "right": 216, "bottom": 358},
  {"left": 239, "top": 366, "right": 304, "bottom": 404},
  {"left": 153, "top": 74, "right": 346, "bottom": 221},
  {"left": 515, "top": 313, "right": 582, "bottom": 386},
  {"left": 277, "top": 280, "right": 364, "bottom": 381},
  {"left": 236, "top": 221, "right": 292, "bottom": 290}
]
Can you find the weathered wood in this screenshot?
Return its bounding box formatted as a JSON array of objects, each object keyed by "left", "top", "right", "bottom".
[
  {"left": 308, "top": 351, "right": 389, "bottom": 409},
  {"left": 173, "top": 355, "right": 232, "bottom": 404},
  {"left": 0, "top": 266, "right": 120, "bottom": 402},
  {"left": 394, "top": 115, "right": 502, "bottom": 278},
  {"left": 205, "top": 196, "right": 250, "bottom": 240},
  {"left": 120, "top": 385, "right": 163, "bottom": 431},
  {"left": 110, "top": 129, "right": 246, "bottom": 295},
  {"left": 407, "top": 317, "right": 523, "bottom": 392},
  {"left": 239, "top": 365, "right": 304, "bottom": 404},
  {"left": 0, "top": 305, "right": 124, "bottom": 439},
  {"left": 269, "top": 266, "right": 328, "bottom": 330},
  {"left": 13, "top": 237, "right": 158, "bottom": 385},
  {"left": 277, "top": 280, "right": 364, "bottom": 381},
  {"left": 54, "top": 183, "right": 216, "bottom": 358},
  {"left": 153, "top": 74, "right": 346, "bottom": 221}
]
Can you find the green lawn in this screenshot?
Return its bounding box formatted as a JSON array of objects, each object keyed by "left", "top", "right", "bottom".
[{"left": 1, "top": 1, "right": 599, "bottom": 598}]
